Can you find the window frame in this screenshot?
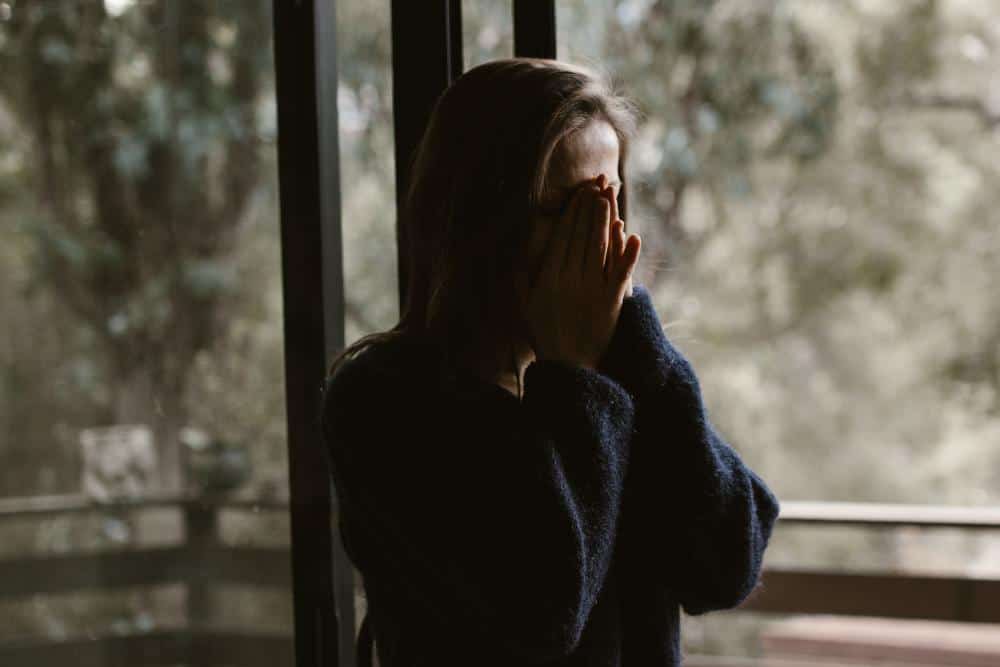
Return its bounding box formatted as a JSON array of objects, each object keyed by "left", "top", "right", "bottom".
[{"left": 272, "top": 1, "right": 557, "bottom": 666}]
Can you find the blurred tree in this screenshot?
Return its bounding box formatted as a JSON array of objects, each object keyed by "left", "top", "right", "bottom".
[
  {"left": 1, "top": 0, "right": 996, "bottom": 510},
  {"left": 563, "top": 0, "right": 839, "bottom": 252},
  {"left": 560, "top": 0, "right": 999, "bottom": 508},
  {"left": 0, "top": 0, "right": 270, "bottom": 491}
]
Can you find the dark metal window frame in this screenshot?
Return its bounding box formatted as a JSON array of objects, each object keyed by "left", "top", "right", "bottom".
[{"left": 272, "top": 2, "right": 556, "bottom": 666}]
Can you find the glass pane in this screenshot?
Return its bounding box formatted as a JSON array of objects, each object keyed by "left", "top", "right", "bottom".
[
  {"left": 333, "top": 0, "right": 396, "bottom": 653},
  {"left": 463, "top": 0, "right": 513, "bottom": 71},
  {"left": 556, "top": 0, "right": 1000, "bottom": 507},
  {"left": 337, "top": 0, "right": 398, "bottom": 347},
  {"left": 557, "top": 0, "right": 1000, "bottom": 660},
  {"left": 0, "top": 1, "right": 293, "bottom": 664}
]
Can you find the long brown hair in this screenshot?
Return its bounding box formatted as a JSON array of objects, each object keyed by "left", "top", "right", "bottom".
[{"left": 326, "top": 57, "right": 642, "bottom": 383}]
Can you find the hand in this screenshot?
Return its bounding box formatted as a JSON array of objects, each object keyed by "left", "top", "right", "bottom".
[
  {"left": 515, "top": 174, "right": 642, "bottom": 370},
  {"left": 595, "top": 173, "right": 640, "bottom": 299}
]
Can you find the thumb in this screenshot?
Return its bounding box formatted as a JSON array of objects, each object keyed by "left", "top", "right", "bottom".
[{"left": 620, "top": 233, "right": 641, "bottom": 281}]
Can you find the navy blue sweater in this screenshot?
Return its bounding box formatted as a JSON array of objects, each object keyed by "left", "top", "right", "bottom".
[{"left": 320, "top": 283, "right": 781, "bottom": 666}]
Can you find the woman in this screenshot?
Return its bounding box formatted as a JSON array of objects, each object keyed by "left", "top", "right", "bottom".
[{"left": 320, "top": 58, "right": 781, "bottom": 666}]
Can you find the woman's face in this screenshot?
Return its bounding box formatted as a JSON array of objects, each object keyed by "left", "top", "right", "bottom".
[
  {"left": 539, "top": 119, "right": 622, "bottom": 218},
  {"left": 524, "top": 119, "right": 622, "bottom": 276}
]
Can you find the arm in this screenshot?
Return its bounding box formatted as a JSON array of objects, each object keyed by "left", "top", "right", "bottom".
[
  {"left": 320, "top": 350, "right": 635, "bottom": 663},
  {"left": 598, "top": 284, "right": 781, "bottom": 615}
]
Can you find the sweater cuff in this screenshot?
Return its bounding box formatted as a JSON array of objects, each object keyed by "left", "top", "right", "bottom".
[
  {"left": 521, "top": 357, "right": 636, "bottom": 493},
  {"left": 598, "top": 283, "right": 694, "bottom": 399}
]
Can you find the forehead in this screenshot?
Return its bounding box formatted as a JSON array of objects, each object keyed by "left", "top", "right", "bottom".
[{"left": 549, "top": 120, "right": 621, "bottom": 189}]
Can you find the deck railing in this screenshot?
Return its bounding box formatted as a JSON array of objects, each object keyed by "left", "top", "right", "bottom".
[
  {"left": 0, "top": 493, "right": 292, "bottom": 667},
  {"left": 0, "top": 494, "right": 996, "bottom": 667}
]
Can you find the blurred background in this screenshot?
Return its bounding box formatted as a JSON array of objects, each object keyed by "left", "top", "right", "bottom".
[{"left": 0, "top": 0, "right": 997, "bottom": 663}]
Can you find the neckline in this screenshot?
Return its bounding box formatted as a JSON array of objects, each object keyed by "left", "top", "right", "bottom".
[{"left": 381, "top": 334, "right": 522, "bottom": 405}]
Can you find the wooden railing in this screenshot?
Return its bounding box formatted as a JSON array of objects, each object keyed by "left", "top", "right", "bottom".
[
  {"left": 0, "top": 493, "right": 294, "bottom": 667},
  {"left": 743, "top": 501, "right": 1000, "bottom": 623},
  {"left": 0, "top": 495, "right": 997, "bottom": 667}
]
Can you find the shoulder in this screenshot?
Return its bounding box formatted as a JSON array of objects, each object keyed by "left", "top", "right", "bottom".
[
  {"left": 319, "top": 338, "right": 417, "bottom": 463},
  {"left": 320, "top": 334, "right": 466, "bottom": 429},
  {"left": 324, "top": 336, "right": 419, "bottom": 405},
  {"left": 321, "top": 334, "right": 514, "bottom": 438},
  {"left": 319, "top": 336, "right": 498, "bottom": 468}
]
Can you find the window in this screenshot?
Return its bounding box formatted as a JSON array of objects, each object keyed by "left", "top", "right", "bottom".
[
  {"left": 558, "top": 0, "right": 999, "bottom": 508},
  {"left": 464, "top": 0, "right": 513, "bottom": 70},
  {"left": 4, "top": 1, "right": 997, "bottom": 664},
  {"left": 0, "top": 1, "right": 294, "bottom": 663},
  {"left": 557, "top": 0, "right": 1000, "bottom": 658},
  {"left": 336, "top": 0, "right": 398, "bottom": 346}
]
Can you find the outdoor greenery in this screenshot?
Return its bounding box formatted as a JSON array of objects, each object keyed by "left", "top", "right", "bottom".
[
  {"left": 0, "top": 0, "right": 996, "bottom": 658},
  {"left": 557, "top": 0, "right": 999, "bottom": 509}
]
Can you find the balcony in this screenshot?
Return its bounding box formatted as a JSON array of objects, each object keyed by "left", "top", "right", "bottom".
[{"left": 0, "top": 494, "right": 997, "bottom": 667}]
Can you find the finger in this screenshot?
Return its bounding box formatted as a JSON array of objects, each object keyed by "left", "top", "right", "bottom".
[
  {"left": 606, "top": 219, "right": 624, "bottom": 276},
  {"left": 597, "top": 179, "right": 617, "bottom": 266},
  {"left": 585, "top": 197, "right": 611, "bottom": 280},
  {"left": 620, "top": 233, "right": 641, "bottom": 282},
  {"left": 566, "top": 184, "right": 601, "bottom": 278},
  {"left": 606, "top": 181, "right": 620, "bottom": 225},
  {"left": 541, "top": 187, "right": 587, "bottom": 284},
  {"left": 611, "top": 234, "right": 640, "bottom": 302},
  {"left": 582, "top": 188, "right": 609, "bottom": 278},
  {"left": 617, "top": 220, "right": 627, "bottom": 262}
]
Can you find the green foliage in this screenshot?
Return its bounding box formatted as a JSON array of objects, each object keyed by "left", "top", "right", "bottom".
[
  {"left": 1, "top": 0, "right": 999, "bottom": 656},
  {"left": 856, "top": 0, "right": 941, "bottom": 95},
  {"left": 0, "top": 0, "right": 272, "bottom": 494},
  {"left": 555, "top": 0, "right": 1000, "bottom": 523},
  {"left": 1, "top": 0, "right": 995, "bottom": 507}
]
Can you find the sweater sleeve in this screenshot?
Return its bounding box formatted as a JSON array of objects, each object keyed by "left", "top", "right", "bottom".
[
  {"left": 320, "top": 350, "right": 635, "bottom": 663},
  {"left": 598, "top": 284, "right": 781, "bottom": 616}
]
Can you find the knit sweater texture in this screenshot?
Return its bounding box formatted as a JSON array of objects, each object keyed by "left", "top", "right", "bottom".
[{"left": 319, "top": 283, "right": 781, "bottom": 666}]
